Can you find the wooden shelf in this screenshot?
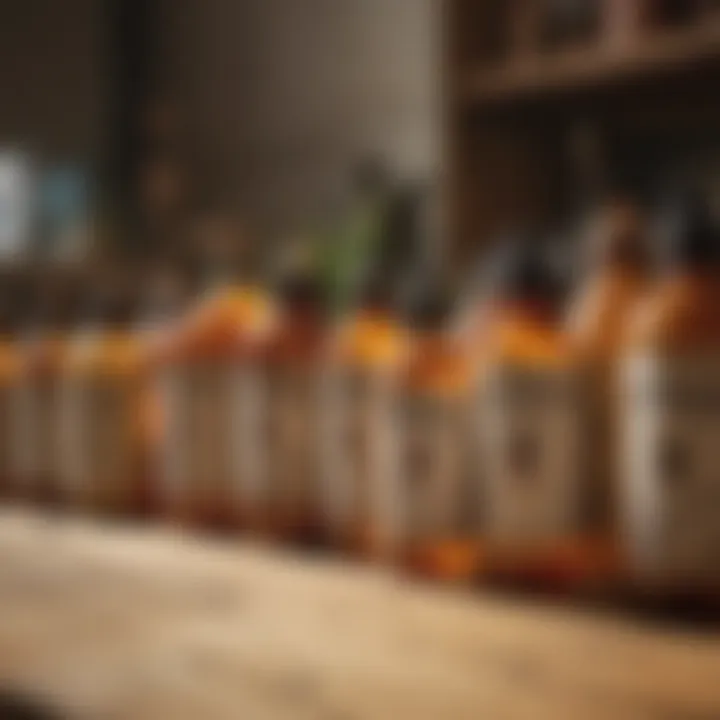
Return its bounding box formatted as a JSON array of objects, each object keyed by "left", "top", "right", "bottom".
[{"left": 463, "top": 21, "right": 720, "bottom": 108}]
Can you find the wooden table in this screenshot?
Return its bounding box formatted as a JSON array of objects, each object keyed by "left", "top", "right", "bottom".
[{"left": 0, "top": 509, "right": 719, "bottom": 720}]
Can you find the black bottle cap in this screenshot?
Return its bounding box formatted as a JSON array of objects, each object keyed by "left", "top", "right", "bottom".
[
  {"left": 661, "top": 195, "right": 720, "bottom": 270},
  {"left": 486, "top": 234, "right": 558, "bottom": 304},
  {"left": 354, "top": 263, "right": 405, "bottom": 313},
  {"left": 402, "top": 272, "right": 456, "bottom": 331},
  {"left": 276, "top": 271, "right": 324, "bottom": 315}
]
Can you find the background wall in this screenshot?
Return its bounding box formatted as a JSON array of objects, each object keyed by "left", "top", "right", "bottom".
[
  {"left": 0, "top": 0, "right": 442, "bottom": 242},
  {"left": 155, "top": 0, "right": 441, "bottom": 236},
  {"left": 0, "top": 0, "right": 109, "bottom": 168}
]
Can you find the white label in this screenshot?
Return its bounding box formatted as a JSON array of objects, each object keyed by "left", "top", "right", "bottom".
[
  {"left": 481, "top": 366, "right": 585, "bottom": 549},
  {"left": 399, "top": 393, "right": 477, "bottom": 544},
  {"left": 264, "top": 366, "right": 321, "bottom": 520},
  {"left": 159, "top": 363, "right": 263, "bottom": 513},
  {"left": 0, "top": 384, "right": 12, "bottom": 482},
  {"left": 321, "top": 370, "right": 401, "bottom": 545},
  {"left": 10, "top": 376, "right": 59, "bottom": 493},
  {"left": 59, "top": 374, "right": 138, "bottom": 510},
  {"left": 622, "top": 356, "right": 720, "bottom": 585}
]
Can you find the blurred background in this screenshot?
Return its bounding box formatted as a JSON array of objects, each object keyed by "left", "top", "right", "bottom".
[
  {"left": 1, "top": 3, "right": 720, "bottom": 718},
  {"left": 0, "top": 0, "right": 441, "bottom": 275},
  {"left": 1, "top": 0, "right": 719, "bottom": 276}
]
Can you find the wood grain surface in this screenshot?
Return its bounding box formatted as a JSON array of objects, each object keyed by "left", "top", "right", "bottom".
[{"left": 0, "top": 509, "right": 718, "bottom": 720}]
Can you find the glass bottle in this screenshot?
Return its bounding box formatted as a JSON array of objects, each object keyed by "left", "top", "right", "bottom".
[
  {"left": 621, "top": 198, "right": 720, "bottom": 595},
  {"left": 0, "top": 279, "right": 23, "bottom": 498},
  {"left": 322, "top": 269, "right": 409, "bottom": 558},
  {"left": 566, "top": 199, "right": 650, "bottom": 586},
  {"left": 58, "top": 269, "right": 148, "bottom": 516},
  {"left": 399, "top": 280, "right": 481, "bottom": 580},
  {"left": 11, "top": 271, "right": 79, "bottom": 505},
  {"left": 479, "top": 237, "right": 583, "bottom": 587},
  {"left": 154, "top": 248, "right": 274, "bottom": 529},
  {"left": 263, "top": 271, "right": 327, "bottom": 543}
]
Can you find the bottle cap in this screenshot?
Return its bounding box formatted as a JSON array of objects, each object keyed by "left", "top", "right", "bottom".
[
  {"left": 402, "top": 272, "right": 455, "bottom": 331},
  {"left": 486, "top": 233, "right": 558, "bottom": 303},
  {"left": 661, "top": 194, "right": 720, "bottom": 269}
]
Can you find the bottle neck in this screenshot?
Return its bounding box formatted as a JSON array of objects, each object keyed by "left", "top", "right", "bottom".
[
  {"left": 492, "top": 294, "right": 557, "bottom": 326},
  {"left": 665, "top": 258, "right": 720, "bottom": 283},
  {"left": 200, "top": 262, "right": 249, "bottom": 293}
]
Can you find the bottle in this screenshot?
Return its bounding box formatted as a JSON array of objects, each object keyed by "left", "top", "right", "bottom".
[
  {"left": 58, "top": 269, "right": 148, "bottom": 516},
  {"left": 479, "top": 237, "right": 582, "bottom": 587},
  {"left": 566, "top": 199, "right": 650, "bottom": 585},
  {"left": 136, "top": 260, "right": 192, "bottom": 517},
  {"left": 263, "top": 268, "right": 327, "bottom": 543},
  {"left": 11, "top": 271, "right": 79, "bottom": 505},
  {"left": 621, "top": 198, "right": 720, "bottom": 595},
  {"left": 322, "top": 267, "right": 409, "bottom": 558},
  {"left": 154, "top": 238, "right": 275, "bottom": 529},
  {"left": 398, "top": 279, "right": 481, "bottom": 580},
  {"left": 0, "top": 279, "right": 23, "bottom": 498}
]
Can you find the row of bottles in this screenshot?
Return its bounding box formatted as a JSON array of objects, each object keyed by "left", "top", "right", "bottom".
[{"left": 0, "top": 196, "right": 719, "bottom": 597}]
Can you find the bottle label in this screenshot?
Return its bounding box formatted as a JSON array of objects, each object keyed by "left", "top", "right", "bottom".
[
  {"left": 264, "top": 366, "right": 322, "bottom": 523},
  {"left": 59, "top": 374, "right": 139, "bottom": 510},
  {"left": 481, "top": 366, "right": 585, "bottom": 550},
  {"left": 10, "top": 376, "right": 59, "bottom": 492},
  {"left": 622, "top": 356, "right": 720, "bottom": 584},
  {"left": 0, "top": 383, "right": 11, "bottom": 482},
  {"left": 399, "top": 392, "right": 478, "bottom": 544},
  {"left": 159, "top": 363, "right": 263, "bottom": 514},
  {"left": 321, "top": 369, "right": 401, "bottom": 545}
]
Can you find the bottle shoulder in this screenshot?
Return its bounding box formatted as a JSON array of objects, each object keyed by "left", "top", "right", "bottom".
[
  {"left": 404, "top": 335, "right": 475, "bottom": 396},
  {"left": 626, "top": 275, "right": 720, "bottom": 355},
  {"left": 14, "top": 333, "right": 71, "bottom": 377},
  {"left": 482, "top": 311, "right": 571, "bottom": 369},
  {"left": 566, "top": 271, "right": 648, "bottom": 359},
  {"left": 158, "top": 286, "right": 276, "bottom": 364},
  {"left": 64, "top": 330, "right": 145, "bottom": 375},
  {"left": 330, "top": 312, "right": 409, "bottom": 373},
  {"left": 0, "top": 338, "right": 22, "bottom": 381}
]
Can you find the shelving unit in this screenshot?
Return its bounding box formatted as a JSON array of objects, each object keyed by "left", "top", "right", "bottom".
[
  {"left": 463, "top": 21, "right": 720, "bottom": 107},
  {"left": 444, "top": 2, "right": 720, "bottom": 262}
]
